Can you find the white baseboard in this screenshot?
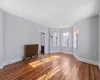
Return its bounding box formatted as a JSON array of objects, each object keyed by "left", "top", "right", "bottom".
[
  {"left": 73, "top": 53, "right": 98, "bottom": 65},
  {"left": 79, "top": 57, "right": 98, "bottom": 65},
  {"left": 60, "top": 52, "right": 73, "bottom": 55},
  {"left": 3, "top": 57, "right": 23, "bottom": 67},
  {"left": 50, "top": 51, "right": 72, "bottom": 55},
  {"left": 61, "top": 51, "right": 73, "bottom": 54},
  {"left": 64, "top": 52, "right": 72, "bottom": 55},
  {"left": 50, "top": 51, "right": 61, "bottom": 53}
]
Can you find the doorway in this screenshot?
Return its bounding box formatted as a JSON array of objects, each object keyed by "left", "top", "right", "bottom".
[{"left": 39, "top": 32, "right": 45, "bottom": 55}]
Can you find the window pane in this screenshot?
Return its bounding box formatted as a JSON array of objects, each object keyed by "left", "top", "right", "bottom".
[
  {"left": 62, "top": 32, "right": 70, "bottom": 47},
  {"left": 52, "top": 31, "right": 59, "bottom": 47},
  {"left": 73, "top": 32, "right": 76, "bottom": 48}
]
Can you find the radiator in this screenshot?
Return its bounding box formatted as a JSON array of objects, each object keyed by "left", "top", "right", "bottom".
[{"left": 24, "top": 44, "right": 38, "bottom": 59}]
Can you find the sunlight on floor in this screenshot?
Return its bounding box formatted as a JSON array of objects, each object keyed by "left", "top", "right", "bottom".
[
  {"left": 29, "top": 56, "right": 60, "bottom": 68},
  {"left": 37, "top": 65, "right": 61, "bottom": 80}
]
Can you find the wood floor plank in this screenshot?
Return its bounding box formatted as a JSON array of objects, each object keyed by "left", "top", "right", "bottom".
[
  {"left": 68, "top": 61, "right": 81, "bottom": 80},
  {"left": 93, "top": 65, "right": 100, "bottom": 80},
  {"left": 0, "top": 53, "right": 99, "bottom": 80},
  {"left": 84, "top": 63, "right": 90, "bottom": 80},
  {"left": 7, "top": 57, "right": 64, "bottom": 80},
  {"left": 58, "top": 58, "right": 77, "bottom": 80},
  {"left": 77, "top": 62, "right": 85, "bottom": 80},
  {"left": 47, "top": 57, "right": 75, "bottom": 80},
  {"left": 89, "top": 64, "right": 95, "bottom": 80},
  {"left": 64, "top": 59, "right": 81, "bottom": 80},
  {"left": 22, "top": 55, "right": 72, "bottom": 80}
]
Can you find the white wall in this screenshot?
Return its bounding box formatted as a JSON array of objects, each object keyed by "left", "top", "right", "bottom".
[
  {"left": 74, "top": 15, "right": 99, "bottom": 62},
  {"left": 0, "top": 10, "right": 4, "bottom": 69},
  {"left": 60, "top": 27, "right": 73, "bottom": 54},
  {"left": 98, "top": 13, "right": 100, "bottom": 69},
  {"left": 3, "top": 12, "right": 49, "bottom": 64}
]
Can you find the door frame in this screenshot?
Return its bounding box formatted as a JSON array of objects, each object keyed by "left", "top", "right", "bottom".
[{"left": 38, "top": 30, "right": 46, "bottom": 54}]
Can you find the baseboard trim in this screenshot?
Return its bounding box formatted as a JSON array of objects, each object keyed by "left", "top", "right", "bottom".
[
  {"left": 79, "top": 58, "right": 98, "bottom": 65},
  {"left": 3, "top": 57, "right": 23, "bottom": 67},
  {"left": 73, "top": 54, "right": 98, "bottom": 65},
  {"left": 61, "top": 51, "right": 73, "bottom": 54},
  {"left": 50, "top": 52, "right": 61, "bottom": 53},
  {"left": 60, "top": 52, "right": 73, "bottom": 55}
]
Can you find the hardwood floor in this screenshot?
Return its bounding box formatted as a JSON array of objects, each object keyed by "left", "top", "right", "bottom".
[{"left": 0, "top": 53, "right": 100, "bottom": 80}]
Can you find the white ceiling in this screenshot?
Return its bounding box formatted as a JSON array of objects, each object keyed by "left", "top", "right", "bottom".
[{"left": 0, "top": 0, "right": 100, "bottom": 28}]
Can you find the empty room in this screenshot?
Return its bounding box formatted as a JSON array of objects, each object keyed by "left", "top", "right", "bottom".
[{"left": 0, "top": 0, "right": 100, "bottom": 80}]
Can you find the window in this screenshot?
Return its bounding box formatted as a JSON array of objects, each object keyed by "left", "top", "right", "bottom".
[
  {"left": 73, "top": 27, "right": 78, "bottom": 48},
  {"left": 52, "top": 31, "right": 59, "bottom": 47},
  {"left": 73, "top": 32, "right": 77, "bottom": 48},
  {"left": 62, "top": 33, "right": 70, "bottom": 47}
]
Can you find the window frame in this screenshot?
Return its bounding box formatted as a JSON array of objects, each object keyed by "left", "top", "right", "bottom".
[
  {"left": 52, "top": 31, "right": 59, "bottom": 47},
  {"left": 62, "top": 32, "right": 71, "bottom": 48}
]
